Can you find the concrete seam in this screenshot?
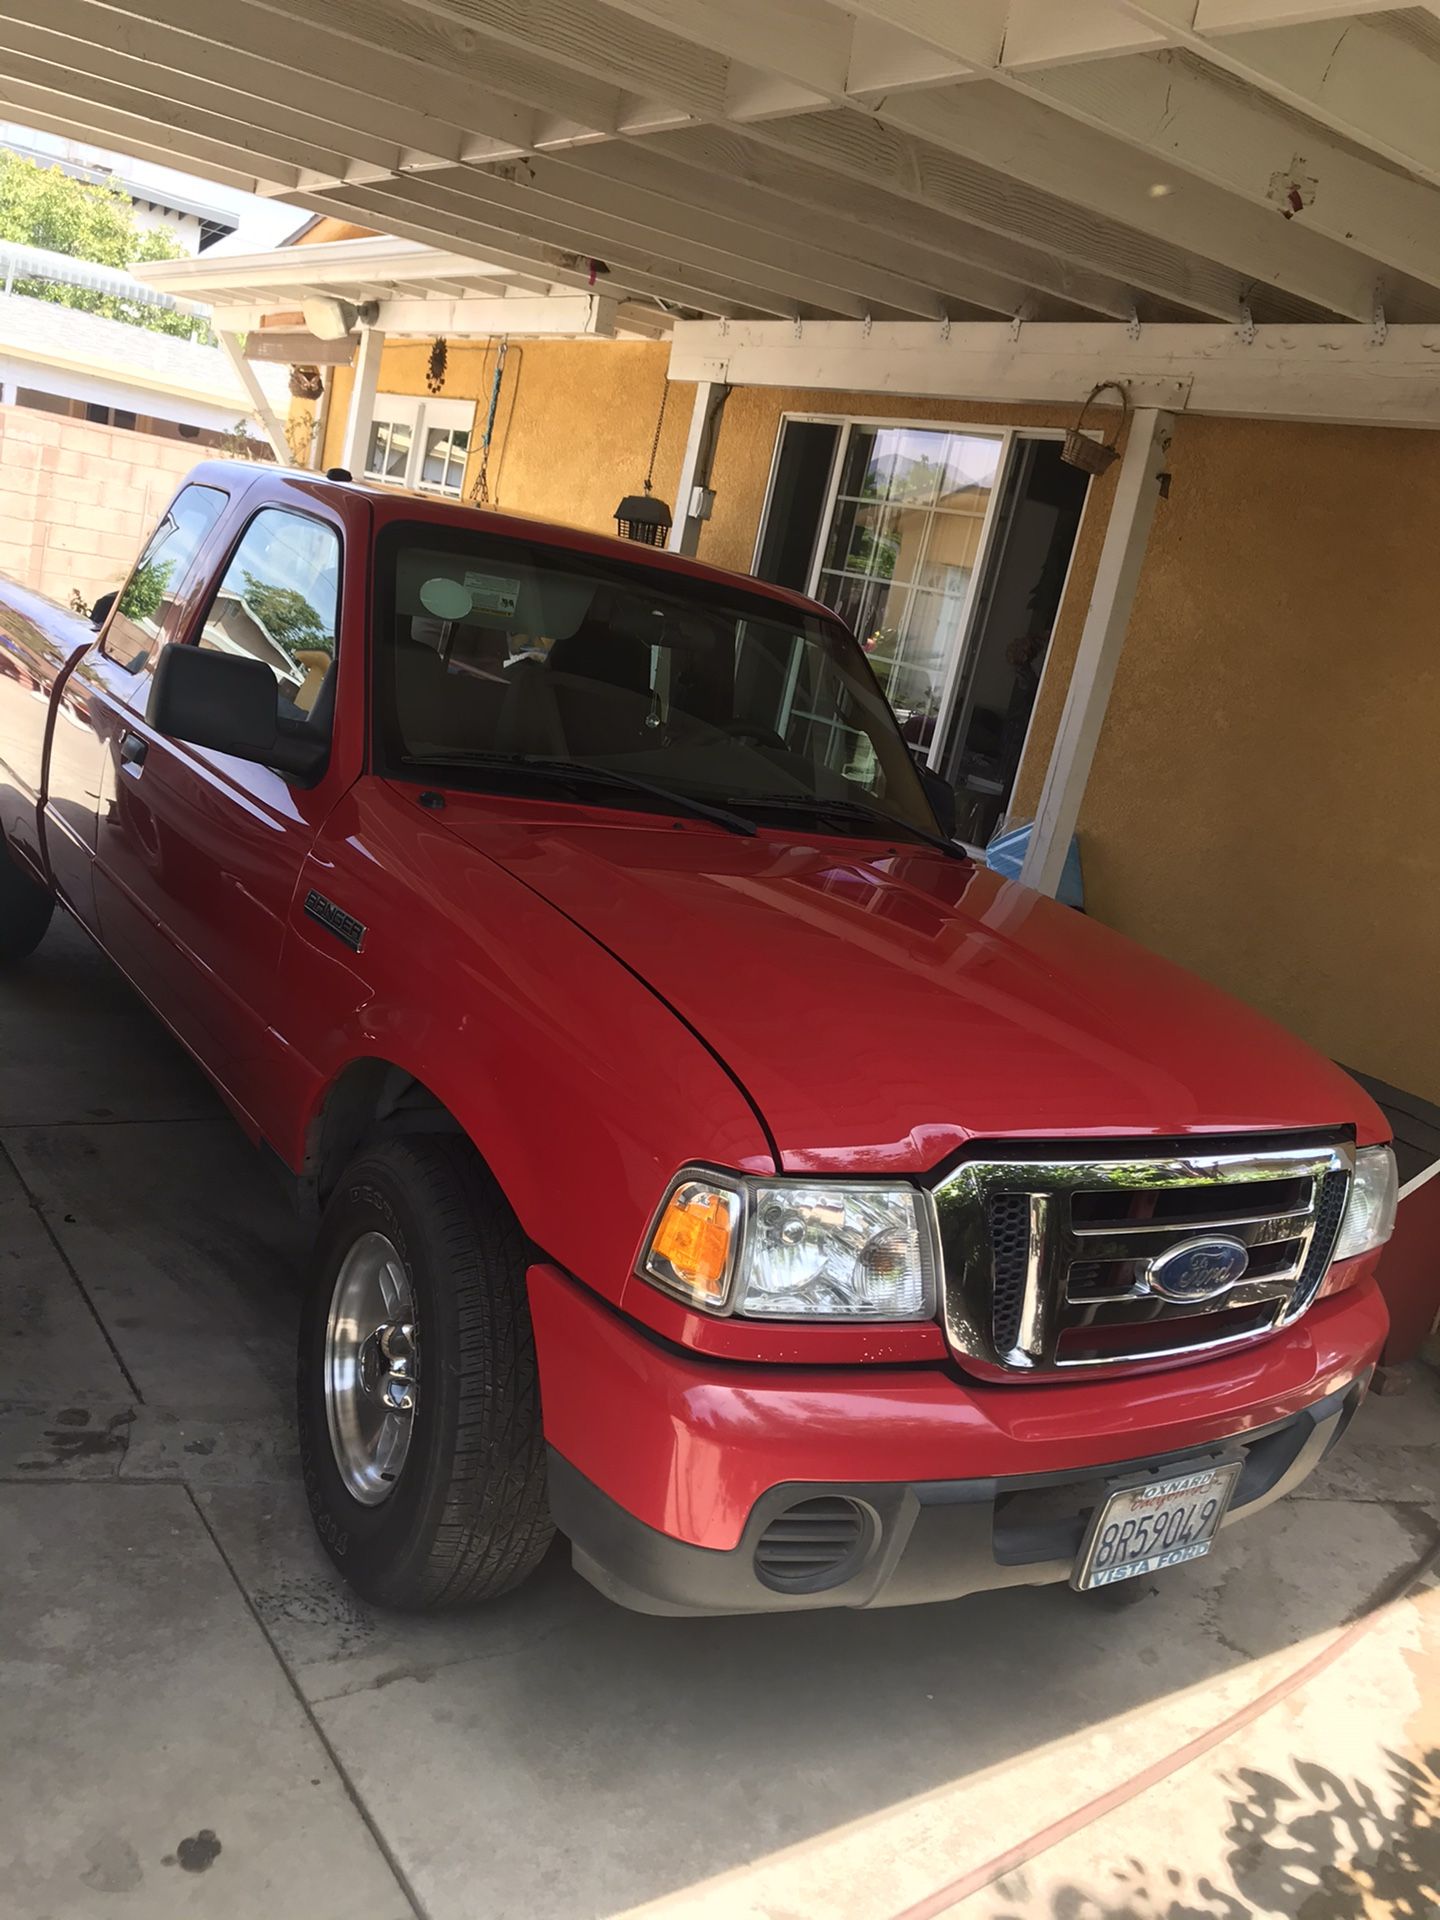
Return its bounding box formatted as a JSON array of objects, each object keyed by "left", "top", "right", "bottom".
[
  {"left": 180, "top": 1481, "right": 430, "bottom": 1920},
  {"left": 0, "top": 1133, "right": 145, "bottom": 1404}
]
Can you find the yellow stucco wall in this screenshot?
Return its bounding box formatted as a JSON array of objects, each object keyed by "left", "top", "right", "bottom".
[
  {"left": 319, "top": 337, "right": 694, "bottom": 539},
  {"left": 1068, "top": 412, "right": 1439, "bottom": 1097}
]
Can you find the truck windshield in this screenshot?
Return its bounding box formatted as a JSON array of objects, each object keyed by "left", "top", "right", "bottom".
[{"left": 373, "top": 523, "right": 942, "bottom": 843}]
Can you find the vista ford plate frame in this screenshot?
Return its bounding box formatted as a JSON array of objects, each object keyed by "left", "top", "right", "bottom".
[{"left": 1072, "top": 1457, "right": 1244, "bottom": 1590}]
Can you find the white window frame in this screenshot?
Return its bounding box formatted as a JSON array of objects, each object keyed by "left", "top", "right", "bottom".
[
  {"left": 362, "top": 393, "right": 476, "bottom": 498},
  {"left": 751, "top": 413, "right": 1084, "bottom": 790}
]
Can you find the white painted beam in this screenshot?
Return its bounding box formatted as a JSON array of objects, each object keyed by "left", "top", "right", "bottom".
[
  {"left": 740, "top": 111, "right": 1256, "bottom": 320},
  {"left": 333, "top": 175, "right": 808, "bottom": 318},
  {"left": 667, "top": 318, "right": 1440, "bottom": 428},
  {"left": 1120, "top": 5, "right": 1440, "bottom": 186},
  {"left": 471, "top": 154, "right": 950, "bottom": 318},
  {"left": 1003, "top": 50, "right": 1440, "bottom": 297},
  {"left": 338, "top": 326, "right": 384, "bottom": 477},
  {"left": 1191, "top": 1, "right": 1401, "bottom": 31},
  {"left": 217, "top": 330, "right": 291, "bottom": 463},
  {"left": 287, "top": 185, "right": 750, "bottom": 319},
  {"left": 1020, "top": 407, "right": 1172, "bottom": 896},
  {"left": 631, "top": 127, "right": 1144, "bottom": 319},
  {"left": 1001, "top": 0, "right": 1169, "bottom": 68},
  {"left": 873, "top": 83, "right": 1385, "bottom": 320}
]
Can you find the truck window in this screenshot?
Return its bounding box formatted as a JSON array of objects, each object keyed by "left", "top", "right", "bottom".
[
  {"left": 102, "top": 483, "right": 228, "bottom": 676},
  {"left": 196, "top": 508, "right": 340, "bottom": 728}
]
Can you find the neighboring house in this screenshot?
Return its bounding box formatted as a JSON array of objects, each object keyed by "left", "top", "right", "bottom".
[
  {"left": 0, "top": 128, "right": 237, "bottom": 254},
  {"left": 0, "top": 265, "right": 285, "bottom": 444}
]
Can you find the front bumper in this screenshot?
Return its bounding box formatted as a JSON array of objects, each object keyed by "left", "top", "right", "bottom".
[
  {"left": 527, "top": 1263, "right": 1387, "bottom": 1615},
  {"left": 550, "top": 1377, "right": 1369, "bottom": 1616}
]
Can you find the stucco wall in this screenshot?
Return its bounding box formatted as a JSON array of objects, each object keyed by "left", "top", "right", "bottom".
[
  {"left": 320, "top": 337, "right": 695, "bottom": 540},
  {"left": 0, "top": 405, "right": 203, "bottom": 609},
  {"left": 1063, "top": 412, "right": 1440, "bottom": 1099}
]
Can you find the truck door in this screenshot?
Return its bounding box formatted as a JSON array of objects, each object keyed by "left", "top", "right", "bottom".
[
  {"left": 94, "top": 495, "right": 360, "bottom": 1135},
  {"left": 47, "top": 482, "right": 230, "bottom": 932}
]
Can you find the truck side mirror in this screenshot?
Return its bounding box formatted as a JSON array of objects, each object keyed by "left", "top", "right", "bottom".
[
  {"left": 913, "top": 756, "right": 958, "bottom": 841},
  {"left": 90, "top": 590, "right": 116, "bottom": 629},
  {"left": 147, "top": 644, "right": 328, "bottom": 781}
]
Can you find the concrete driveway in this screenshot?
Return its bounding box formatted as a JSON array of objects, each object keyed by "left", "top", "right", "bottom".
[{"left": 4, "top": 916, "right": 1438, "bottom": 1920}]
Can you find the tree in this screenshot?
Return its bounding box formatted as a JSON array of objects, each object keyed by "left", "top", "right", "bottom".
[
  {"left": 240, "top": 573, "right": 333, "bottom": 659},
  {"left": 0, "top": 150, "right": 213, "bottom": 342}
]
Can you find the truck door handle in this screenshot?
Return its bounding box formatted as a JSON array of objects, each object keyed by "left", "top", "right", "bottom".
[{"left": 120, "top": 731, "right": 148, "bottom": 767}]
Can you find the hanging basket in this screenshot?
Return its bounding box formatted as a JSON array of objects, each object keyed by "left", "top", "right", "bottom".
[
  {"left": 1061, "top": 381, "right": 1129, "bottom": 476},
  {"left": 615, "top": 491, "right": 673, "bottom": 545}
]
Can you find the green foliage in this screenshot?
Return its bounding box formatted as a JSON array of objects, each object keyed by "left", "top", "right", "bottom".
[
  {"left": 117, "top": 554, "right": 173, "bottom": 625},
  {"left": 239, "top": 572, "right": 333, "bottom": 658},
  {"left": 0, "top": 151, "right": 213, "bottom": 343}
]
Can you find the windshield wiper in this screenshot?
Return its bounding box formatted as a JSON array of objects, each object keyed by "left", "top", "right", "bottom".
[
  {"left": 399, "top": 751, "right": 758, "bottom": 837},
  {"left": 739, "top": 792, "right": 968, "bottom": 860}
]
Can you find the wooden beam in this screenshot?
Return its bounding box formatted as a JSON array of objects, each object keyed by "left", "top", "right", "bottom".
[
  {"left": 217, "top": 330, "right": 291, "bottom": 463},
  {"left": 1120, "top": 4, "right": 1440, "bottom": 186},
  {"left": 0, "top": 4, "right": 483, "bottom": 171},
  {"left": 338, "top": 326, "right": 384, "bottom": 476},
  {"left": 1003, "top": 49, "right": 1440, "bottom": 297},
  {"left": 873, "top": 82, "right": 1393, "bottom": 321},
  {"left": 372, "top": 292, "right": 615, "bottom": 334},
  {"left": 1020, "top": 407, "right": 1172, "bottom": 896},
  {"left": 739, "top": 110, "right": 1256, "bottom": 320},
  {"left": 471, "top": 153, "right": 953, "bottom": 318},
  {"left": 287, "top": 185, "right": 752, "bottom": 318},
  {"left": 631, "top": 127, "right": 1144, "bottom": 319},
  {"left": 667, "top": 317, "right": 1440, "bottom": 427},
  {"left": 667, "top": 379, "right": 724, "bottom": 557},
  {"left": 343, "top": 173, "right": 816, "bottom": 317}
]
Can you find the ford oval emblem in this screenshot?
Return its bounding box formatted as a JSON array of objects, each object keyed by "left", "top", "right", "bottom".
[{"left": 1145, "top": 1235, "right": 1250, "bottom": 1302}]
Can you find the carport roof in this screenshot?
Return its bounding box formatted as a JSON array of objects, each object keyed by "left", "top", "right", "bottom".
[{"left": 18, "top": 1, "right": 1440, "bottom": 337}]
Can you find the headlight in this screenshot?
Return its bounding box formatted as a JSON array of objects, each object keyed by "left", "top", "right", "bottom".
[
  {"left": 1331, "top": 1145, "right": 1398, "bottom": 1264},
  {"left": 642, "top": 1172, "right": 937, "bottom": 1321}
]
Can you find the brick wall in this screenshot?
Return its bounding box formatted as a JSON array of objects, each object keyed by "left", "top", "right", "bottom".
[{"left": 0, "top": 406, "right": 208, "bottom": 611}]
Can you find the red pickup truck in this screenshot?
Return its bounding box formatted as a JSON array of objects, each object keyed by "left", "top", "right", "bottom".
[{"left": 0, "top": 462, "right": 1396, "bottom": 1614}]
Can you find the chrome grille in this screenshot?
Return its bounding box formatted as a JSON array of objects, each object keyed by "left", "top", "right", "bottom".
[{"left": 934, "top": 1138, "right": 1354, "bottom": 1374}]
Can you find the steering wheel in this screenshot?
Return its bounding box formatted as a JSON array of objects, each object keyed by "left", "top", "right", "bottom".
[{"left": 718, "top": 719, "right": 788, "bottom": 751}]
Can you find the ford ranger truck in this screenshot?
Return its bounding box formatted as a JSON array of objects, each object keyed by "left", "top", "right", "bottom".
[{"left": 0, "top": 462, "right": 1396, "bottom": 1614}]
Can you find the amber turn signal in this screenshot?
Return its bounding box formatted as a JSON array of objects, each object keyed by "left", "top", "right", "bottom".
[{"left": 643, "top": 1179, "right": 741, "bottom": 1308}]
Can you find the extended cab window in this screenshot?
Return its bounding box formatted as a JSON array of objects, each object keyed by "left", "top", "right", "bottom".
[
  {"left": 102, "top": 483, "right": 227, "bottom": 675},
  {"left": 374, "top": 523, "right": 936, "bottom": 841},
  {"left": 198, "top": 508, "right": 340, "bottom": 728}
]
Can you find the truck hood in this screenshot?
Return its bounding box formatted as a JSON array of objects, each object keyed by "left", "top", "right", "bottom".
[{"left": 438, "top": 804, "right": 1384, "bottom": 1172}]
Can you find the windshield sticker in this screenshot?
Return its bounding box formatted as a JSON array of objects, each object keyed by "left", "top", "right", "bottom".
[{"left": 463, "top": 571, "right": 521, "bottom": 615}]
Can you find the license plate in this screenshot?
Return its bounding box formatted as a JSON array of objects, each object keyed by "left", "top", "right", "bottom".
[{"left": 1072, "top": 1459, "right": 1242, "bottom": 1590}]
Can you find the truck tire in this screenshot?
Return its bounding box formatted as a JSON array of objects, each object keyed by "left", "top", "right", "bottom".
[
  {"left": 0, "top": 847, "right": 54, "bottom": 966},
  {"left": 297, "top": 1133, "right": 554, "bottom": 1610}
]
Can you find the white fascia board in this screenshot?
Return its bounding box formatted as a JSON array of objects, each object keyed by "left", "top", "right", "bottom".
[{"left": 668, "top": 319, "right": 1440, "bottom": 426}]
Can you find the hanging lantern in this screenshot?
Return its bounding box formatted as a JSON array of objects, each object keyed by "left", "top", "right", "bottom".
[{"left": 615, "top": 379, "right": 673, "bottom": 544}]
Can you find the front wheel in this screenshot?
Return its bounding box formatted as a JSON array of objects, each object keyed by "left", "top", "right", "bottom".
[
  {"left": 0, "top": 847, "right": 54, "bottom": 966},
  {"left": 297, "top": 1134, "right": 553, "bottom": 1609}
]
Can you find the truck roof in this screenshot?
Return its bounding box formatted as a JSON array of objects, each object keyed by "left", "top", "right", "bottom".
[{"left": 183, "top": 459, "right": 838, "bottom": 627}]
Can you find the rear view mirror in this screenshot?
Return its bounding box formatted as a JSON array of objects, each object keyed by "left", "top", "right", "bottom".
[
  {"left": 90, "top": 590, "right": 116, "bottom": 629},
  {"left": 147, "top": 644, "right": 327, "bottom": 781}
]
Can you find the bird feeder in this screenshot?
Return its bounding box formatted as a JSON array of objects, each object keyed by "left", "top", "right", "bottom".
[{"left": 614, "top": 490, "right": 673, "bottom": 545}]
